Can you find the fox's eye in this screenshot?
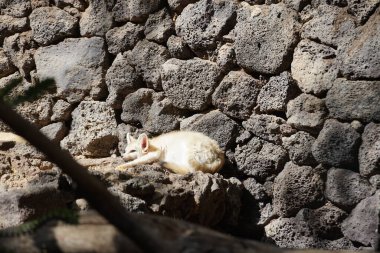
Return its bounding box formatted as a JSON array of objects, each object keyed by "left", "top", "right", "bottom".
[{"left": 129, "top": 149, "right": 136, "bottom": 153}]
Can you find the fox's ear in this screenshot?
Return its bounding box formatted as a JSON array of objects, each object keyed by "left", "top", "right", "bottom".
[
  {"left": 138, "top": 133, "right": 149, "bottom": 153},
  {"left": 127, "top": 133, "right": 136, "bottom": 144}
]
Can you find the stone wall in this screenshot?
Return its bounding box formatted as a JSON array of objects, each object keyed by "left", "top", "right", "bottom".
[{"left": 0, "top": 0, "right": 379, "bottom": 250}]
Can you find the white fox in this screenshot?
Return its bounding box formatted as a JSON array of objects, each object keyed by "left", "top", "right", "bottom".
[
  {"left": 0, "top": 132, "right": 26, "bottom": 144},
  {"left": 116, "top": 131, "right": 225, "bottom": 174}
]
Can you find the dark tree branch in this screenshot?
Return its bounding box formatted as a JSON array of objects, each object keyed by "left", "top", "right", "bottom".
[{"left": 0, "top": 101, "right": 168, "bottom": 253}]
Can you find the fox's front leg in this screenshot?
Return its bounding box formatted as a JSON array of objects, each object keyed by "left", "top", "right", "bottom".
[{"left": 116, "top": 150, "right": 161, "bottom": 171}]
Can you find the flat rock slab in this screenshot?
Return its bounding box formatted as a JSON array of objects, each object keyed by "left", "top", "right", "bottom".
[
  {"left": 84, "top": 162, "right": 243, "bottom": 227},
  {"left": 34, "top": 37, "right": 107, "bottom": 103}
]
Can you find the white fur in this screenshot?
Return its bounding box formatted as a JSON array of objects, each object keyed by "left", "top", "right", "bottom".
[{"left": 116, "top": 131, "right": 225, "bottom": 174}]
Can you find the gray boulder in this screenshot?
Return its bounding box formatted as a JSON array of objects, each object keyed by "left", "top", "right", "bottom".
[
  {"left": 126, "top": 40, "right": 170, "bottom": 90},
  {"left": 0, "top": 15, "right": 28, "bottom": 45},
  {"left": 325, "top": 168, "right": 375, "bottom": 209},
  {"left": 235, "top": 3, "right": 299, "bottom": 74},
  {"left": 257, "top": 72, "right": 298, "bottom": 113},
  {"left": 112, "top": 0, "right": 162, "bottom": 23},
  {"left": 175, "top": 0, "right": 237, "bottom": 55},
  {"left": 79, "top": 0, "right": 113, "bottom": 36},
  {"left": 0, "top": 49, "right": 16, "bottom": 78},
  {"left": 216, "top": 43, "right": 236, "bottom": 72},
  {"left": 105, "top": 22, "right": 144, "bottom": 55},
  {"left": 144, "top": 8, "right": 174, "bottom": 44},
  {"left": 40, "top": 122, "right": 68, "bottom": 143},
  {"left": 34, "top": 37, "right": 107, "bottom": 103},
  {"left": 302, "top": 5, "right": 357, "bottom": 48},
  {"left": 243, "top": 178, "right": 269, "bottom": 202},
  {"left": 370, "top": 175, "right": 380, "bottom": 189},
  {"left": 265, "top": 217, "right": 317, "bottom": 248},
  {"left": 338, "top": 10, "right": 380, "bottom": 79},
  {"left": 283, "top": 0, "right": 310, "bottom": 11},
  {"left": 61, "top": 101, "right": 118, "bottom": 157},
  {"left": 180, "top": 110, "right": 240, "bottom": 150},
  {"left": 121, "top": 88, "right": 185, "bottom": 134},
  {"left": 341, "top": 191, "right": 380, "bottom": 247},
  {"left": 50, "top": 99, "right": 72, "bottom": 122},
  {"left": 167, "top": 0, "right": 197, "bottom": 13},
  {"left": 166, "top": 35, "right": 193, "bottom": 59},
  {"left": 265, "top": 217, "right": 355, "bottom": 249},
  {"left": 212, "top": 71, "right": 261, "bottom": 120},
  {"left": 312, "top": 119, "right": 360, "bottom": 168},
  {"left": 5, "top": 142, "right": 53, "bottom": 176},
  {"left": 30, "top": 6, "right": 78, "bottom": 46},
  {"left": 3, "top": 31, "right": 37, "bottom": 78},
  {"left": 15, "top": 95, "right": 54, "bottom": 128},
  {"left": 296, "top": 202, "right": 347, "bottom": 239},
  {"left": 359, "top": 123, "right": 380, "bottom": 177},
  {"left": 161, "top": 58, "right": 221, "bottom": 111},
  {"left": 0, "top": 72, "right": 29, "bottom": 100},
  {"left": 273, "top": 162, "right": 324, "bottom": 217},
  {"left": 243, "top": 114, "right": 295, "bottom": 145},
  {"left": 282, "top": 131, "right": 317, "bottom": 166},
  {"left": 326, "top": 79, "right": 380, "bottom": 122},
  {"left": 286, "top": 93, "right": 327, "bottom": 133},
  {"left": 53, "top": 0, "right": 86, "bottom": 10},
  {"left": 235, "top": 137, "right": 287, "bottom": 180},
  {"left": 0, "top": 0, "right": 31, "bottom": 17},
  {"left": 291, "top": 39, "right": 338, "bottom": 96},
  {"left": 105, "top": 53, "right": 142, "bottom": 109}
]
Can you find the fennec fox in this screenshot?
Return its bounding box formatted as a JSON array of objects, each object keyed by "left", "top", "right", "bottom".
[
  {"left": 116, "top": 131, "right": 225, "bottom": 174},
  {"left": 0, "top": 132, "right": 26, "bottom": 144}
]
